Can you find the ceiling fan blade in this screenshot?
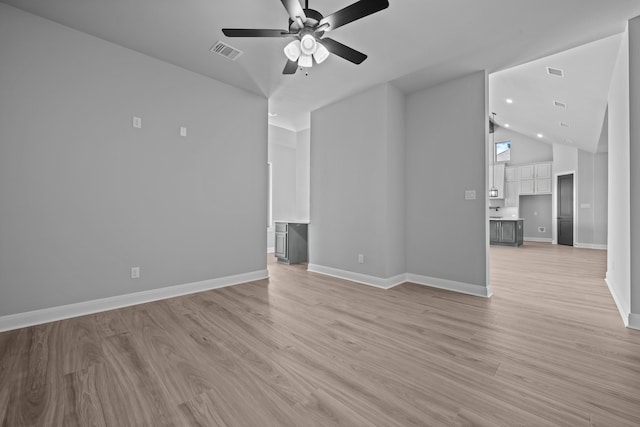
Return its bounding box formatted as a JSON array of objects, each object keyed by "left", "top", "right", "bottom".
[
  {"left": 319, "top": 0, "right": 389, "bottom": 32},
  {"left": 281, "top": 0, "right": 307, "bottom": 23},
  {"left": 283, "top": 59, "right": 299, "bottom": 74},
  {"left": 318, "top": 38, "right": 367, "bottom": 64},
  {"left": 222, "top": 28, "right": 294, "bottom": 37}
]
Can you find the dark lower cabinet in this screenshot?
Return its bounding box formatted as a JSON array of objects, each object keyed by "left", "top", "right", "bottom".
[
  {"left": 490, "top": 219, "right": 523, "bottom": 247},
  {"left": 275, "top": 222, "right": 308, "bottom": 264}
]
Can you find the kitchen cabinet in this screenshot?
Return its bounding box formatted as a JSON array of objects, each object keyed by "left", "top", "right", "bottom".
[
  {"left": 519, "top": 162, "right": 552, "bottom": 195},
  {"left": 489, "top": 219, "right": 523, "bottom": 247},
  {"left": 275, "top": 222, "right": 308, "bottom": 264},
  {"left": 536, "top": 178, "right": 551, "bottom": 193},
  {"left": 505, "top": 181, "right": 519, "bottom": 207},
  {"left": 504, "top": 166, "right": 519, "bottom": 207},
  {"left": 535, "top": 163, "right": 551, "bottom": 193},
  {"left": 519, "top": 165, "right": 534, "bottom": 180},
  {"left": 489, "top": 163, "right": 505, "bottom": 199}
]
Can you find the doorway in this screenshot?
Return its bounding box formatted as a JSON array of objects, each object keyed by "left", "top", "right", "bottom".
[{"left": 557, "top": 173, "right": 574, "bottom": 246}]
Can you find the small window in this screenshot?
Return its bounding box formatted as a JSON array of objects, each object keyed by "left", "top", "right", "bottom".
[{"left": 495, "top": 141, "right": 511, "bottom": 162}]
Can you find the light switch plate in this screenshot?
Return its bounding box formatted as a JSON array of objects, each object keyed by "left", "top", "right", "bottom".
[
  {"left": 133, "top": 116, "right": 142, "bottom": 129},
  {"left": 465, "top": 190, "right": 476, "bottom": 200},
  {"left": 180, "top": 126, "right": 187, "bottom": 137}
]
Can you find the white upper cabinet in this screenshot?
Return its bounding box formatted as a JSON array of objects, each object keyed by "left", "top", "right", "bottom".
[
  {"left": 519, "top": 162, "right": 552, "bottom": 195},
  {"left": 536, "top": 163, "right": 551, "bottom": 179},
  {"left": 519, "top": 164, "right": 534, "bottom": 181}
]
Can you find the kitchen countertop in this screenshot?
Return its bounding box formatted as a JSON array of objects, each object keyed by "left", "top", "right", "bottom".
[
  {"left": 489, "top": 217, "right": 524, "bottom": 221},
  {"left": 274, "top": 220, "right": 310, "bottom": 224}
]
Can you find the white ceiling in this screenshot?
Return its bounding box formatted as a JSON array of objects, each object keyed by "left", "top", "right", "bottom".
[
  {"left": 489, "top": 34, "right": 622, "bottom": 154},
  {"left": 2, "top": 0, "right": 640, "bottom": 132}
]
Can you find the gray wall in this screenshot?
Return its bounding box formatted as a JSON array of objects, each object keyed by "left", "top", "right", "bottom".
[
  {"left": 493, "top": 127, "right": 553, "bottom": 165},
  {"left": 520, "top": 195, "right": 553, "bottom": 239},
  {"left": 405, "top": 71, "right": 488, "bottom": 287},
  {"left": 296, "top": 129, "right": 311, "bottom": 221},
  {"left": 577, "top": 150, "right": 608, "bottom": 247},
  {"left": 630, "top": 15, "right": 640, "bottom": 320},
  {"left": 593, "top": 153, "right": 609, "bottom": 245},
  {"left": 607, "top": 21, "right": 631, "bottom": 318},
  {"left": 310, "top": 84, "right": 405, "bottom": 279},
  {"left": 385, "top": 84, "right": 406, "bottom": 277},
  {"left": 0, "top": 4, "right": 267, "bottom": 316}
]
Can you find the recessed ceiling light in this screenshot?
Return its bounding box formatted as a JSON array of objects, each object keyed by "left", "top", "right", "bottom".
[
  {"left": 506, "top": 98, "right": 514, "bottom": 104},
  {"left": 504, "top": 124, "right": 510, "bottom": 128},
  {"left": 537, "top": 133, "right": 544, "bottom": 138},
  {"left": 268, "top": 112, "right": 278, "bottom": 117}
]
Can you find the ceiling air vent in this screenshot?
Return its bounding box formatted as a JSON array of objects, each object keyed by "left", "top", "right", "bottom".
[
  {"left": 560, "top": 122, "right": 570, "bottom": 128},
  {"left": 210, "top": 41, "right": 243, "bottom": 61},
  {"left": 547, "top": 67, "right": 564, "bottom": 77},
  {"left": 554, "top": 100, "right": 568, "bottom": 109}
]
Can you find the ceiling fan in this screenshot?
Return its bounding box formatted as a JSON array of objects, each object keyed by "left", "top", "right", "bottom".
[{"left": 222, "top": 0, "right": 389, "bottom": 74}]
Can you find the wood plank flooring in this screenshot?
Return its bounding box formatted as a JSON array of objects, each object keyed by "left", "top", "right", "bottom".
[{"left": 1, "top": 242, "right": 640, "bottom": 426}]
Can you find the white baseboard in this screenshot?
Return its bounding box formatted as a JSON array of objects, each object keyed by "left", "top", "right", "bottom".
[
  {"left": 524, "top": 237, "right": 553, "bottom": 243},
  {"left": 574, "top": 243, "right": 607, "bottom": 250},
  {"left": 307, "top": 264, "right": 492, "bottom": 298},
  {"left": 406, "top": 273, "right": 492, "bottom": 298},
  {"left": 307, "top": 264, "right": 406, "bottom": 289},
  {"left": 0, "top": 269, "right": 269, "bottom": 332},
  {"left": 605, "top": 275, "right": 631, "bottom": 328}
]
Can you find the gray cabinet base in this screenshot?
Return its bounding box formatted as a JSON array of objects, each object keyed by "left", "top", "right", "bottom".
[
  {"left": 490, "top": 219, "right": 523, "bottom": 247},
  {"left": 275, "top": 222, "right": 308, "bottom": 264}
]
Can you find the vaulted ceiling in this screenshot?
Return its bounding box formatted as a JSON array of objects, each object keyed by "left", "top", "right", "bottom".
[
  {"left": 490, "top": 34, "right": 622, "bottom": 153},
  {"left": 2, "top": 0, "right": 639, "bottom": 138}
]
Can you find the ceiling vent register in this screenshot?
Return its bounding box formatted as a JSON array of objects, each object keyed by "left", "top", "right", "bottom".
[
  {"left": 547, "top": 67, "right": 564, "bottom": 77},
  {"left": 210, "top": 41, "right": 243, "bottom": 60}
]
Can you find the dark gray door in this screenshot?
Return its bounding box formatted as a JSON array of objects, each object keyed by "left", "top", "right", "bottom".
[{"left": 557, "top": 174, "right": 574, "bottom": 246}]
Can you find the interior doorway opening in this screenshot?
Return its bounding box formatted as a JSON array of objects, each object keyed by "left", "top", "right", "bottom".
[{"left": 486, "top": 33, "right": 613, "bottom": 304}]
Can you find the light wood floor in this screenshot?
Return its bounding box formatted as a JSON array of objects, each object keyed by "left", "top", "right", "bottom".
[{"left": 1, "top": 242, "right": 640, "bottom": 426}]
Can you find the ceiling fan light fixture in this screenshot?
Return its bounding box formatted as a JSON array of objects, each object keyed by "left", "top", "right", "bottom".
[
  {"left": 300, "top": 34, "right": 317, "bottom": 55},
  {"left": 284, "top": 40, "right": 302, "bottom": 62},
  {"left": 298, "top": 53, "right": 313, "bottom": 68},
  {"left": 313, "top": 43, "right": 330, "bottom": 64}
]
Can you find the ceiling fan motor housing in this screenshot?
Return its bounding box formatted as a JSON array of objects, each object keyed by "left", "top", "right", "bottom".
[{"left": 289, "top": 8, "right": 324, "bottom": 33}]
